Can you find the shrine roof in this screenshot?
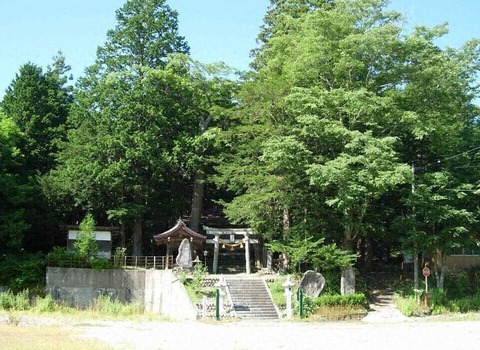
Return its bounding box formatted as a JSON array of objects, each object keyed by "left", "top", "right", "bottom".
[{"left": 154, "top": 220, "right": 206, "bottom": 245}]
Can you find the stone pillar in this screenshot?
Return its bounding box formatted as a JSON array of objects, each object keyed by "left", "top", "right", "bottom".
[
  {"left": 283, "top": 276, "right": 294, "bottom": 319},
  {"left": 253, "top": 241, "right": 262, "bottom": 269},
  {"left": 341, "top": 266, "right": 356, "bottom": 295},
  {"left": 244, "top": 232, "right": 251, "bottom": 274},
  {"left": 213, "top": 234, "right": 220, "bottom": 274}
]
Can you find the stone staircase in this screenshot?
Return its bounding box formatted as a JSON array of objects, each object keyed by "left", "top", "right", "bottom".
[{"left": 225, "top": 277, "right": 279, "bottom": 319}]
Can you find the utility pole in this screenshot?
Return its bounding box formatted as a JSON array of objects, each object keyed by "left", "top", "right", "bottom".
[{"left": 412, "top": 164, "right": 419, "bottom": 290}]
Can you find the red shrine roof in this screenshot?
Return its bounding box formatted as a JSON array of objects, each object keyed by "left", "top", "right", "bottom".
[{"left": 154, "top": 220, "right": 206, "bottom": 245}]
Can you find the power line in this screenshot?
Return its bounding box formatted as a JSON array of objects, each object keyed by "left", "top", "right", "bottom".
[{"left": 439, "top": 145, "right": 480, "bottom": 163}]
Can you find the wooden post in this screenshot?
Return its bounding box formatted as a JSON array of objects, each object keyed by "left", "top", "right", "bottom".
[{"left": 166, "top": 237, "right": 170, "bottom": 270}]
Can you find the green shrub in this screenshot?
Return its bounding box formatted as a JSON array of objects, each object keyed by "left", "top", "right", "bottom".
[
  {"left": 300, "top": 295, "right": 317, "bottom": 317},
  {"left": 320, "top": 269, "right": 341, "bottom": 294},
  {"left": 449, "top": 294, "right": 480, "bottom": 313},
  {"left": 0, "top": 254, "right": 45, "bottom": 292},
  {"left": 191, "top": 263, "right": 208, "bottom": 292},
  {"left": 0, "top": 290, "right": 16, "bottom": 310},
  {"left": 316, "top": 293, "right": 368, "bottom": 307},
  {"left": 268, "top": 279, "right": 287, "bottom": 308},
  {"left": 33, "top": 294, "right": 57, "bottom": 313},
  {"left": 0, "top": 290, "right": 30, "bottom": 311},
  {"left": 89, "top": 295, "right": 143, "bottom": 316},
  {"left": 90, "top": 257, "right": 112, "bottom": 270},
  {"left": 47, "top": 247, "right": 78, "bottom": 267},
  {"left": 444, "top": 270, "right": 472, "bottom": 298},
  {"left": 113, "top": 247, "right": 126, "bottom": 268},
  {"left": 394, "top": 295, "right": 423, "bottom": 317}
]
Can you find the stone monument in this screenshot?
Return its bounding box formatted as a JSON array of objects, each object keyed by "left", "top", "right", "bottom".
[
  {"left": 341, "top": 266, "right": 356, "bottom": 295},
  {"left": 298, "top": 270, "right": 326, "bottom": 298},
  {"left": 176, "top": 238, "right": 193, "bottom": 269}
]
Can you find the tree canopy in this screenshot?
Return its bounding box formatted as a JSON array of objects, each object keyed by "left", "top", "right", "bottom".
[{"left": 1, "top": 0, "right": 479, "bottom": 281}]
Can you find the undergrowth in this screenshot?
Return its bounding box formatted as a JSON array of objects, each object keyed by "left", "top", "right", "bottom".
[{"left": 0, "top": 290, "right": 145, "bottom": 318}]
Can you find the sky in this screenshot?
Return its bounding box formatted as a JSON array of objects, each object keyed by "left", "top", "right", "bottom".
[{"left": 1, "top": 0, "right": 480, "bottom": 99}]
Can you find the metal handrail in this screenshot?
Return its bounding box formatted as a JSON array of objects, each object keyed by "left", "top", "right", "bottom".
[{"left": 47, "top": 255, "right": 174, "bottom": 270}]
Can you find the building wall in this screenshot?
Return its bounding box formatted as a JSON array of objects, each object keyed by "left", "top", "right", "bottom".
[
  {"left": 46, "top": 267, "right": 197, "bottom": 320},
  {"left": 445, "top": 256, "right": 480, "bottom": 270}
]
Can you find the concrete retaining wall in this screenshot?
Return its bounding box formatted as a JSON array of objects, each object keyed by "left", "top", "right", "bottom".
[{"left": 46, "top": 267, "right": 197, "bottom": 320}]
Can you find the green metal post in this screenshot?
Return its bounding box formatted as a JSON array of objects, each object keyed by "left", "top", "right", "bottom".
[
  {"left": 215, "top": 288, "right": 220, "bottom": 321},
  {"left": 299, "top": 288, "right": 304, "bottom": 319}
]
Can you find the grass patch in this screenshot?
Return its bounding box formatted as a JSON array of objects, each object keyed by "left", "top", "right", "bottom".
[
  {"left": 268, "top": 279, "right": 287, "bottom": 309},
  {"left": 0, "top": 324, "right": 113, "bottom": 350}
]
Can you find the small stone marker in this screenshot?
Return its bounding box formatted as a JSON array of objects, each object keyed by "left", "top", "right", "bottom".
[
  {"left": 341, "top": 266, "right": 356, "bottom": 295},
  {"left": 298, "top": 270, "right": 326, "bottom": 298},
  {"left": 176, "top": 238, "right": 193, "bottom": 268}
]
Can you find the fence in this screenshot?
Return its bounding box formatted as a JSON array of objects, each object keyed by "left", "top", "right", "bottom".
[
  {"left": 117, "top": 256, "right": 174, "bottom": 270},
  {"left": 47, "top": 255, "right": 174, "bottom": 270}
]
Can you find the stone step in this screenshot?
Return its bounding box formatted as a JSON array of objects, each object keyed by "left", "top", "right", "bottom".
[{"left": 225, "top": 277, "right": 279, "bottom": 319}]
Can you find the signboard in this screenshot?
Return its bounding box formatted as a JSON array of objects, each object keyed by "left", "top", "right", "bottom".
[
  {"left": 67, "top": 230, "right": 112, "bottom": 258},
  {"left": 422, "top": 266, "right": 431, "bottom": 277}
]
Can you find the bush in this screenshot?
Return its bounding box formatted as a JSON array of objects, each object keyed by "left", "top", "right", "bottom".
[
  {"left": 444, "top": 270, "right": 472, "bottom": 298},
  {"left": 0, "top": 254, "right": 45, "bottom": 292},
  {"left": 316, "top": 293, "right": 368, "bottom": 308},
  {"left": 33, "top": 294, "right": 57, "bottom": 313},
  {"left": 90, "top": 257, "right": 112, "bottom": 270},
  {"left": 395, "top": 295, "right": 423, "bottom": 317},
  {"left": 47, "top": 247, "right": 78, "bottom": 267},
  {"left": 447, "top": 294, "right": 480, "bottom": 313},
  {"left": 0, "top": 290, "right": 30, "bottom": 311},
  {"left": 0, "top": 290, "right": 16, "bottom": 310},
  {"left": 268, "top": 279, "right": 287, "bottom": 308},
  {"left": 89, "top": 295, "right": 143, "bottom": 316}
]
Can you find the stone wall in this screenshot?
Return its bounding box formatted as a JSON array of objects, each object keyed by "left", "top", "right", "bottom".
[{"left": 46, "top": 267, "right": 197, "bottom": 320}]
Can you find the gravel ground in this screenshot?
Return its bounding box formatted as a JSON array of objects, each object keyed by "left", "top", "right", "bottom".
[
  {"left": 77, "top": 318, "right": 480, "bottom": 350},
  {"left": 2, "top": 293, "right": 478, "bottom": 350},
  {"left": 77, "top": 292, "right": 479, "bottom": 350}
]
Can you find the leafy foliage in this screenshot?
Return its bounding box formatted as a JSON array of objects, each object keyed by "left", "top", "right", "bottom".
[
  {"left": 268, "top": 234, "right": 356, "bottom": 272},
  {"left": 74, "top": 213, "right": 98, "bottom": 261},
  {"left": 0, "top": 254, "right": 45, "bottom": 293}
]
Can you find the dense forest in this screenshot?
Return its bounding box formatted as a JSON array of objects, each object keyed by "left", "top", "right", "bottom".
[{"left": 1, "top": 0, "right": 480, "bottom": 289}]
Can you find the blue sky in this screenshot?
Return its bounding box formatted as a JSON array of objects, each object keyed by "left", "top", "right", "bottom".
[{"left": 1, "top": 0, "right": 479, "bottom": 98}]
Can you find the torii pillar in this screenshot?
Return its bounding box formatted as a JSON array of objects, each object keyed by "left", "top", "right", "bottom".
[
  {"left": 244, "top": 231, "right": 251, "bottom": 274},
  {"left": 213, "top": 233, "right": 220, "bottom": 274}
]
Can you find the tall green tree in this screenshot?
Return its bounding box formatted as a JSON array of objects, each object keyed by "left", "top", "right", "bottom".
[
  {"left": 0, "top": 113, "right": 31, "bottom": 253},
  {"left": 45, "top": 0, "right": 191, "bottom": 256},
  {"left": 158, "top": 55, "right": 239, "bottom": 232},
  {"left": 1, "top": 54, "right": 73, "bottom": 252},
  {"left": 1, "top": 55, "right": 72, "bottom": 174},
  {"left": 215, "top": 0, "right": 480, "bottom": 278}
]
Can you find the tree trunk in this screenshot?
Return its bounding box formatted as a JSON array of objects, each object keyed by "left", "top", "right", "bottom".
[
  {"left": 434, "top": 249, "right": 446, "bottom": 291},
  {"left": 413, "top": 243, "right": 419, "bottom": 290},
  {"left": 282, "top": 208, "right": 291, "bottom": 271},
  {"left": 132, "top": 218, "right": 143, "bottom": 256},
  {"left": 188, "top": 168, "right": 205, "bottom": 233},
  {"left": 119, "top": 221, "right": 126, "bottom": 248}
]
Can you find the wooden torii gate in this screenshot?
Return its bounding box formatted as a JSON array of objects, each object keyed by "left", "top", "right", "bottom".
[{"left": 203, "top": 226, "right": 260, "bottom": 274}]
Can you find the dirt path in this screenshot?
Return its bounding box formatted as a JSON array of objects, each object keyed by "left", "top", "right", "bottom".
[{"left": 362, "top": 287, "right": 409, "bottom": 323}]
